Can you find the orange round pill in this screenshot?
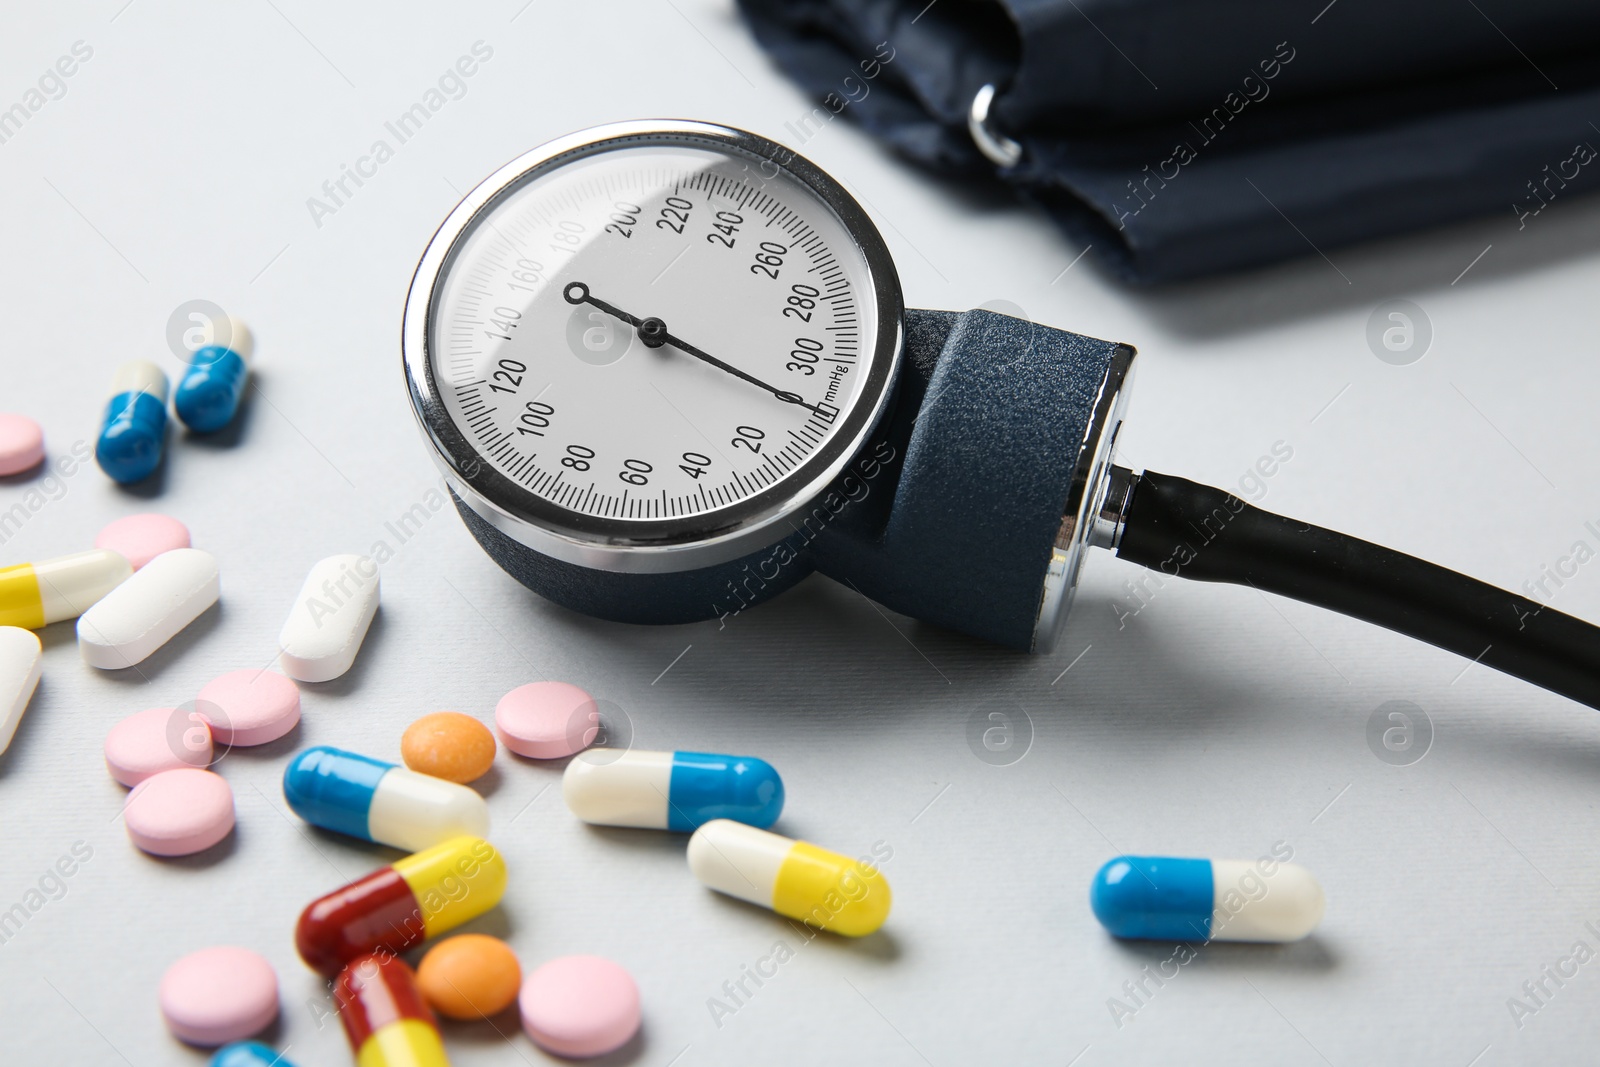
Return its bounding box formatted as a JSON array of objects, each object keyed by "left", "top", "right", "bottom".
[
  {"left": 416, "top": 934, "right": 522, "bottom": 1020},
  {"left": 401, "top": 712, "right": 496, "bottom": 784}
]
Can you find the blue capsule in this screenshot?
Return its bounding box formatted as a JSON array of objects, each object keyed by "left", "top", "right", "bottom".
[
  {"left": 210, "top": 1042, "right": 299, "bottom": 1067},
  {"left": 175, "top": 317, "right": 252, "bottom": 432},
  {"left": 1090, "top": 854, "right": 1325, "bottom": 943},
  {"left": 95, "top": 360, "right": 169, "bottom": 484},
  {"left": 563, "top": 749, "right": 785, "bottom": 830},
  {"left": 282, "top": 745, "right": 490, "bottom": 852}
]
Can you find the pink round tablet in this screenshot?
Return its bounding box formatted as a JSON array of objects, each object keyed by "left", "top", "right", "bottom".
[
  {"left": 104, "top": 706, "right": 213, "bottom": 787},
  {"left": 197, "top": 669, "right": 300, "bottom": 747},
  {"left": 495, "top": 681, "right": 599, "bottom": 759},
  {"left": 94, "top": 513, "right": 191, "bottom": 570},
  {"left": 159, "top": 945, "right": 278, "bottom": 1046},
  {"left": 519, "top": 955, "right": 640, "bottom": 1058},
  {"left": 124, "top": 768, "right": 234, "bottom": 856},
  {"left": 0, "top": 413, "right": 44, "bottom": 476}
]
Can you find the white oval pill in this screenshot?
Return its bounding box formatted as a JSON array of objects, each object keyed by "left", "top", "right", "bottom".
[
  {"left": 77, "top": 548, "right": 219, "bottom": 669},
  {"left": 0, "top": 626, "right": 43, "bottom": 755},
  {"left": 277, "top": 554, "right": 379, "bottom": 683}
]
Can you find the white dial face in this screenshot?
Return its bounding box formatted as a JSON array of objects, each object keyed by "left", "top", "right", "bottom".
[{"left": 429, "top": 141, "right": 882, "bottom": 526}]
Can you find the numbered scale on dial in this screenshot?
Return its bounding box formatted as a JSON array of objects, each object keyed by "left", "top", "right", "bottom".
[{"left": 418, "top": 127, "right": 897, "bottom": 543}]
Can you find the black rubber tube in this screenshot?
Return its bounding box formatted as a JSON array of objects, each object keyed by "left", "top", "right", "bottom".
[{"left": 1115, "top": 470, "right": 1600, "bottom": 711}]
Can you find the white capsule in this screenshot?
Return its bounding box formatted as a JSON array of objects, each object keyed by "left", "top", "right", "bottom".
[
  {"left": 278, "top": 554, "right": 379, "bottom": 682},
  {"left": 0, "top": 626, "right": 43, "bottom": 754},
  {"left": 77, "top": 548, "right": 219, "bottom": 669}
]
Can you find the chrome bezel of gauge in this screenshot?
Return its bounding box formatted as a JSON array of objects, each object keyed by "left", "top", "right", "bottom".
[{"left": 403, "top": 120, "right": 905, "bottom": 575}]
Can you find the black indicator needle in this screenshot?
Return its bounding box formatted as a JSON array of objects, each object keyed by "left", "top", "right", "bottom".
[{"left": 563, "top": 280, "right": 829, "bottom": 417}]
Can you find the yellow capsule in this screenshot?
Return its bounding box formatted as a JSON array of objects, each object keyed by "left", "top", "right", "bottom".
[
  {"left": 356, "top": 1018, "right": 451, "bottom": 1067},
  {"left": 687, "top": 819, "right": 891, "bottom": 936},
  {"left": 395, "top": 835, "right": 508, "bottom": 938},
  {"left": 0, "top": 549, "right": 131, "bottom": 628},
  {"left": 335, "top": 954, "right": 452, "bottom": 1067}
]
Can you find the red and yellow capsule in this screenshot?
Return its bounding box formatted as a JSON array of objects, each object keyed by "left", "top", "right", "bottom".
[
  {"left": 296, "top": 836, "right": 506, "bottom": 977},
  {"left": 335, "top": 953, "right": 449, "bottom": 1067}
]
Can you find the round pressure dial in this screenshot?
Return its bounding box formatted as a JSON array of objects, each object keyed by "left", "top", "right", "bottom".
[{"left": 404, "top": 121, "right": 903, "bottom": 572}]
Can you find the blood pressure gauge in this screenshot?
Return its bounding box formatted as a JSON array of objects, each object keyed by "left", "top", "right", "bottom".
[
  {"left": 406, "top": 120, "right": 1600, "bottom": 713},
  {"left": 408, "top": 120, "right": 901, "bottom": 570},
  {"left": 405, "top": 119, "right": 1127, "bottom": 652}
]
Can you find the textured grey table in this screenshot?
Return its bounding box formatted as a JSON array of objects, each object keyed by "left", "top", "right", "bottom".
[{"left": 4, "top": 3, "right": 1600, "bottom": 1065}]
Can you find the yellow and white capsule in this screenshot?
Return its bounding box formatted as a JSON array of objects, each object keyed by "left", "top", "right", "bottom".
[
  {"left": 687, "top": 819, "right": 890, "bottom": 936},
  {"left": 0, "top": 549, "right": 132, "bottom": 628}
]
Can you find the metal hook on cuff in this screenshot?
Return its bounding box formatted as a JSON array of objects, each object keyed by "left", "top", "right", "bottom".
[{"left": 968, "top": 84, "right": 1022, "bottom": 168}]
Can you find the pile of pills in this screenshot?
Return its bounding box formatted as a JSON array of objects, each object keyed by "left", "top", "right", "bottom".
[
  {"left": 102, "top": 662, "right": 303, "bottom": 858},
  {"left": 230, "top": 670, "right": 897, "bottom": 1058},
  {"left": 0, "top": 320, "right": 1333, "bottom": 1064},
  {"left": 172, "top": 692, "right": 1325, "bottom": 1062}
]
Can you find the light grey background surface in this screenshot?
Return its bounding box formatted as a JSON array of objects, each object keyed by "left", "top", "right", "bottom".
[{"left": 4, "top": 3, "right": 1600, "bottom": 1065}]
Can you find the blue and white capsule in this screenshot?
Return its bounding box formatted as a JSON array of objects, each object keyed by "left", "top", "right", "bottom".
[
  {"left": 283, "top": 745, "right": 489, "bottom": 853},
  {"left": 95, "top": 360, "right": 169, "bottom": 484},
  {"left": 175, "top": 316, "right": 253, "bottom": 433},
  {"left": 1090, "top": 855, "right": 1324, "bottom": 942},
  {"left": 563, "top": 749, "right": 784, "bottom": 831},
  {"left": 210, "top": 1043, "right": 300, "bottom": 1067}
]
